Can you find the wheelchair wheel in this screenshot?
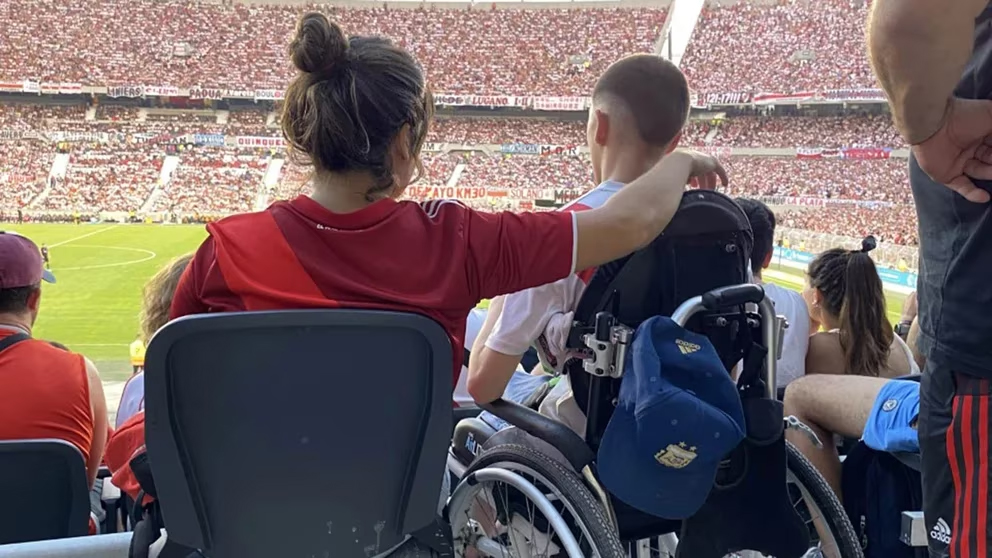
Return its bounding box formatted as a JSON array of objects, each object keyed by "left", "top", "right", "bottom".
[
  {"left": 784, "top": 441, "right": 862, "bottom": 558},
  {"left": 447, "top": 443, "right": 626, "bottom": 558}
]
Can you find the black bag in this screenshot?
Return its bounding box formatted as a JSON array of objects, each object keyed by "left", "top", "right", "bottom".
[{"left": 842, "top": 443, "right": 925, "bottom": 558}]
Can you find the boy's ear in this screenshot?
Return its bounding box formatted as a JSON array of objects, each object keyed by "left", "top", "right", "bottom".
[{"left": 594, "top": 110, "right": 610, "bottom": 146}]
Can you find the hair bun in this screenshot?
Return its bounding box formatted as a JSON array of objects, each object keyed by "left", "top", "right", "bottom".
[
  {"left": 290, "top": 12, "right": 348, "bottom": 76},
  {"left": 860, "top": 235, "right": 877, "bottom": 253}
]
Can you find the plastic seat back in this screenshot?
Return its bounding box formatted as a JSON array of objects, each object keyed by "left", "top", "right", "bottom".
[
  {"left": 0, "top": 439, "right": 90, "bottom": 544},
  {"left": 143, "top": 310, "right": 453, "bottom": 558}
]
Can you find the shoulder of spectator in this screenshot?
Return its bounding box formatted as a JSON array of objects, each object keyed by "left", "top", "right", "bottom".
[{"left": 805, "top": 332, "right": 843, "bottom": 375}]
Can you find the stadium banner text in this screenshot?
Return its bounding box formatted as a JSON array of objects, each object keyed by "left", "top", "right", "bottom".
[
  {"left": 796, "top": 147, "right": 892, "bottom": 160},
  {"left": 233, "top": 136, "right": 284, "bottom": 148},
  {"left": 499, "top": 143, "right": 581, "bottom": 156},
  {"left": 405, "top": 186, "right": 489, "bottom": 200},
  {"left": 190, "top": 87, "right": 226, "bottom": 100},
  {"left": 107, "top": 85, "right": 181, "bottom": 98},
  {"left": 254, "top": 89, "right": 284, "bottom": 101},
  {"left": 691, "top": 88, "right": 888, "bottom": 107},
  {"left": 193, "top": 134, "right": 226, "bottom": 147}
]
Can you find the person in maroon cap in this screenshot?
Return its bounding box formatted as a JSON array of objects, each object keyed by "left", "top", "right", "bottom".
[{"left": 0, "top": 231, "right": 108, "bottom": 490}]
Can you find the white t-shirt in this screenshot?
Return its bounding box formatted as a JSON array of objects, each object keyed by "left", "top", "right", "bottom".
[
  {"left": 762, "top": 281, "right": 810, "bottom": 388},
  {"left": 485, "top": 181, "right": 623, "bottom": 372},
  {"left": 454, "top": 308, "right": 488, "bottom": 407}
]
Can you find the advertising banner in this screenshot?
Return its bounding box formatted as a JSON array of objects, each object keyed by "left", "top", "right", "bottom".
[
  {"left": 528, "top": 96, "right": 588, "bottom": 111},
  {"left": 434, "top": 94, "right": 521, "bottom": 108},
  {"left": 193, "top": 133, "right": 226, "bottom": 147},
  {"left": 189, "top": 87, "right": 226, "bottom": 100},
  {"left": 404, "top": 185, "right": 489, "bottom": 200},
  {"left": 253, "top": 89, "right": 284, "bottom": 101}
]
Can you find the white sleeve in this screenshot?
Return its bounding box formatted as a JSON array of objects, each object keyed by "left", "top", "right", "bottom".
[{"left": 485, "top": 277, "right": 574, "bottom": 356}]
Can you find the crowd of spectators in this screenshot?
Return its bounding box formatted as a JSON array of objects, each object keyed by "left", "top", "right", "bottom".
[
  {"left": 458, "top": 152, "right": 592, "bottom": 192},
  {"left": 423, "top": 115, "right": 903, "bottom": 150},
  {"left": 42, "top": 147, "right": 162, "bottom": 212},
  {"left": 0, "top": 98, "right": 922, "bottom": 244},
  {"left": 0, "top": 0, "right": 664, "bottom": 97},
  {"left": 681, "top": 0, "right": 874, "bottom": 95},
  {"left": 429, "top": 119, "right": 586, "bottom": 146},
  {"left": 155, "top": 148, "right": 265, "bottom": 214},
  {"left": 271, "top": 160, "right": 312, "bottom": 202},
  {"left": 226, "top": 110, "right": 272, "bottom": 137},
  {"left": 709, "top": 115, "right": 904, "bottom": 148},
  {"left": 778, "top": 206, "right": 918, "bottom": 247},
  {"left": 0, "top": 142, "right": 50, "bottom": 208},
  {"left": 723, "top": 157, "right": 912, "bottom": 204}
]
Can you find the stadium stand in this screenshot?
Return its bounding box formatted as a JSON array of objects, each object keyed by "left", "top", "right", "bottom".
[
  {"left": 0, "top": 0, "right": 918, "bottom": 248},
  {"left": 680, "top": 0, "right": 874, "bottom": 94}
]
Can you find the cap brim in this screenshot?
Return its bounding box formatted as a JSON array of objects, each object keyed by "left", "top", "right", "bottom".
[{"left": 42, "top": 269, "right": 56, "bottom": 284}]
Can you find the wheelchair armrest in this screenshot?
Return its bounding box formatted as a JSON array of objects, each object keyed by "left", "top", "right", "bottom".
[
  {"left": 479, "top": 398, "right": 595, "bottom": 472},
  {"left": 893, "top": 452, "right": 922, "bottom": 472},
  {"left": 453, "top": 406, "right": 482, "bottom": 423}
]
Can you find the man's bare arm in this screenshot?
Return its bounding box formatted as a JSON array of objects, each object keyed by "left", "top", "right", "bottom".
[{"left": 867, "top": 0, "right": 988, "bottom": 143}]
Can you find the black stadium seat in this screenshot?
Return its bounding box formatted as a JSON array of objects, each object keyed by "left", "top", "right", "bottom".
[
  {"left": 0, "top": 439, "right": 91, "bottom": 545},
  {"left": 143, "top": 310, "right": 454, "bottom": 558}
]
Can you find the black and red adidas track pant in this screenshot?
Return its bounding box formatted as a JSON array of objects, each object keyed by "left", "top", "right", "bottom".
[{"left": 919, "top": 359, "right": 992, "bottom": 558}]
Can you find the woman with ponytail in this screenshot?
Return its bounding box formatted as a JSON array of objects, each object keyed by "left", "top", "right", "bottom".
[{"left": 802, "top": 236, "right": 918, "bottom": 378}]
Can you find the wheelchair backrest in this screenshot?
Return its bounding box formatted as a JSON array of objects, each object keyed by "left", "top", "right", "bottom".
[
  {"left": 0, "top": 438, "right": 90, "bottom": 544},
  {"left": 567, "top": 190, "right": 754, "bottom": 445},
  {"left": 143, "top": 310, "right": 453, "bottom": 558}
]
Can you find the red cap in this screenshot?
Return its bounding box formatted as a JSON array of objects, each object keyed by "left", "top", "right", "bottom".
[{"left": 0, "top": 232, "right": 56, "bottom": 289}]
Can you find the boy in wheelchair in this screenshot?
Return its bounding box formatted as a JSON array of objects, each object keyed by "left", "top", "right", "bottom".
[{"left": 466, "top": 52, "right": 692, "bottom": 433}]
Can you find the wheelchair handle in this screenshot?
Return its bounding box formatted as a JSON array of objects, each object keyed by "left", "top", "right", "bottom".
[
  {"left": 671, "top": 285, "right": 779, "bottom": 399},
  {"left": 701, "top": 284, "right": 765, "bottom": 310}
]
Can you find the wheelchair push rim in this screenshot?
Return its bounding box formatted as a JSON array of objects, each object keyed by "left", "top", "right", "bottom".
[{"left": 447, "top": 445, "right": 627, "bottom": 558}]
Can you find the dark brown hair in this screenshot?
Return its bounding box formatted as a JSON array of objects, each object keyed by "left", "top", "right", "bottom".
[
  {"left": 807, "top": 237, "right": 893, "bottom": 377},
  {"left": 592, "top": 54, "right": 690, "bottom": 147},
  {"left": 281, "top": 12, "right": 434, "bottom": 201}
]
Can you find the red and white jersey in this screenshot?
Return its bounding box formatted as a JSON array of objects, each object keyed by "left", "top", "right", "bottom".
[{"left": 485, "top": 180, "right": 623, "bottom": 372}]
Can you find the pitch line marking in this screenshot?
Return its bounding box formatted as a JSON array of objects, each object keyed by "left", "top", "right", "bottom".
[
  {"left": 51, "top": 244, "right": 157, "bottom": 271},
  {"left": 49, "top": 225, "right": 121, "bottom": 248}
]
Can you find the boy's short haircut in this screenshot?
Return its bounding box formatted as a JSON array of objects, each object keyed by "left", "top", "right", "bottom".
[
  {"left": 592, "top": 54, "right": 690, "bottom": 148},
  {"left": 735, "top": 198, "right": 776, "bottom": 273}
]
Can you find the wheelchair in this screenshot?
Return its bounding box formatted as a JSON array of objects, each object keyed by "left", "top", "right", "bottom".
[
  {"left": 445, "top": 190, "right": 863, "bottom": 557},
  {"left": 446, "top": 286, "right": 863, "bottom": 558}
]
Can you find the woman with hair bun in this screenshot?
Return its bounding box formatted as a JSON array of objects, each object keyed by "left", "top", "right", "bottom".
[
  {"left": 169, "top": 12, "right": 729, "bottom": 379},
  {"left": 802, "top": 236, "right": 917, "bottom": 379}
]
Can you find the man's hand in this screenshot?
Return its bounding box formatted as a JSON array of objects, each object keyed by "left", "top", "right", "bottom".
[
  {"left": 913, "top": 98, "right": 992, "bottom": 203},
  {"left": 674, "top": 149, "right": 729, "bottom": 191}
]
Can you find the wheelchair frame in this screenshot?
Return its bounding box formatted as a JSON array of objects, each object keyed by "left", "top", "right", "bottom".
[
  {"left": 450, "top": 285, "right": 788, "bottom": 541},
  {"left": 562, "top": 283, "right": 783, "bottom": 529}
]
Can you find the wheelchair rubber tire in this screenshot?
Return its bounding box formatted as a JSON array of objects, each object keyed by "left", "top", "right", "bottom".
[
  {"left": 462, "top": 443, "right": 627, "bottom": 558},
  {"left": 786, "top": 440, "right": 864, "bottom": 558}
]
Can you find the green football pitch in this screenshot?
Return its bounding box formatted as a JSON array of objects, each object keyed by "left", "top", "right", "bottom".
[{"left": 10, "top": 223, "right": 909, "bottom": 383}]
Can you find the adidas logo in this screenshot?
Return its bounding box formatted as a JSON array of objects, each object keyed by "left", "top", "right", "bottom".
[
  {"left": 676, "top": 339, "right": 701, "bottom": 355},
  {"left": 930, "top": 517, "right": 951, "bottom": 545}
]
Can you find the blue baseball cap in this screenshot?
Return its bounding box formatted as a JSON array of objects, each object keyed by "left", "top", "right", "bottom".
[{"left": 597, "top": 316, "right": 746, "bottom": 519}]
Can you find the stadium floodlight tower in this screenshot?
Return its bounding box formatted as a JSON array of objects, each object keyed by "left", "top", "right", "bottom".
[{"left": 656, "top": 0, "right": 706, "bottom": 68}]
